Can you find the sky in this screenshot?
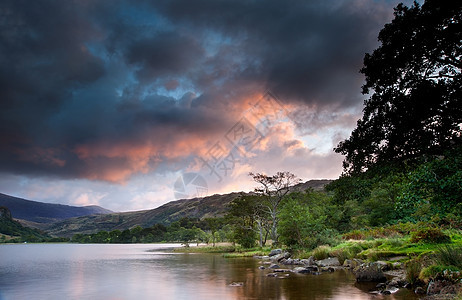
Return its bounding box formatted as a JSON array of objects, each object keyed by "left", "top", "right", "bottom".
[{"left": 0, "top": 0, "right": 415, "bottom": 212}]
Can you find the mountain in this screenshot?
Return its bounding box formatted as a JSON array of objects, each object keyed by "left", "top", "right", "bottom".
[
  {"left": 0, "top": 193, "right": 113, "bottom": 224},
  {"left": 42, "top": 179, "right": 333, "bottom": 237},
  {"left": 0, "top": 206, "right": 49, "bottom": 242}
]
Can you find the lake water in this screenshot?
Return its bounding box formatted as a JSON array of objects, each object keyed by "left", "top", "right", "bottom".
[{"left": 0, "top": 244, "right": 419, "bottom": 300}]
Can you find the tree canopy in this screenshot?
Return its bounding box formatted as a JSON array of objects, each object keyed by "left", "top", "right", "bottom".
[{"left": 335, "top": 0, "right": 462, "bottom": 174}]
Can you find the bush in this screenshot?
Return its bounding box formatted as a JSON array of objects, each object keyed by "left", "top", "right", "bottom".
[
  {"left": 405, "top": 260, "right": 422, "bottom": 285},
  {"left": 312, "top": 245, "right": 331, "bottom": 260},
  {"left": 330, "top": 248, "right": 350, "bottom": 265},
  {"left": 410, "top": 227, "right": 451, "bottom": 243},
  {"left": 435, "top": 245, "right": 462, "bottom": 269}
]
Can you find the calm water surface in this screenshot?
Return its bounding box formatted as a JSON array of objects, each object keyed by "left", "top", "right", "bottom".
[{"left": 0, "top": 244, "right": 419, "bottom": 300}]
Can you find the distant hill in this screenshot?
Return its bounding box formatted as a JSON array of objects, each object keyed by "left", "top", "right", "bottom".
[
  {"left": 0, "top": 193, "right": 113, "bottom": 224},
  {"left": 0, "top": 206, "right": 49, "bottom": 242},
  {"left": 42, "top": 179, "right": 332, "bottom": 237}
]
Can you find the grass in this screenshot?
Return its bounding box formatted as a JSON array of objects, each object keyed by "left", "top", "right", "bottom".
[
  {"left": 312, "top": 245, "right": 331, "bottom": 260},
  {"left": 173, "top": 245, "right": 236, "bottom": 253},
  {"left": 434, "top": 244, "right": 462, "bottom": 269}
]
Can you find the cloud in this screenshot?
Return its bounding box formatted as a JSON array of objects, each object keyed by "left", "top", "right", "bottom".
[{"left": 0, "top": 0, "right": 415, "bottom": 209}]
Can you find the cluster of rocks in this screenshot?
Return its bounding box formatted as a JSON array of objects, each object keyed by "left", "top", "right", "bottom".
[{"left": 256, "top": 249, "right": 342, "bottom": 278}]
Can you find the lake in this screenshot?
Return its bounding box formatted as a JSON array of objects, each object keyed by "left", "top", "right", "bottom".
[{"left": 0, "top": 244, "right": 419, "bottom": 300}]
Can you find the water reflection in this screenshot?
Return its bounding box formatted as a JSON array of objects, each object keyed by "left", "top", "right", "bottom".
[{"left": 0, "top": 244, "right": 418, "bottom": 300}]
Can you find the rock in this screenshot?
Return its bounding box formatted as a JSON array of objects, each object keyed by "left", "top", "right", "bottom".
[
  {"left": 427, "top": 280, "right": 452, "bottom": 295},
  {"left": 273, "top": 269, "right": 291, "bottom": 273},
  {"left": 269, "top": 249, "right": 282, "bottom": 257},
  {"left": 343, "top": 259, "right": 362, "bottom": 269},
  {"left": 375, "top": 261, "right": 390, "bottom": 271},
  {"left": 267, "top": 273, "right": 278, "bottom": 277},
  {"left": 229, "top": 282, "right": 244, "bottom": 287},
  {"left": 301, "top": 256, "right": 315, "bottom": 266},
  {"left": 439, "top": 283, "right": 462, "bottom": 295},
  {"left": 392, "top": 262, "right": 402, "bottom": 269},
  {"left": 293, "top": 267, "right": 312, "bottom": 274},
  {"left": 353, "top": 263, "right": 387, "bottom": 282},
  {"left": 381, "top": 290, "right": 391, "bottom": 295},
  {"left": 387, "top": 276, "right": 408, "bottom": 288},
  {"left": 258, "top": 266, "right": 265, "bottom": 270},
  {"left": 376, "top": 283, "right": 387, "bottom": 289},
  {"left": 414, "top": 287, "right": 425, "bottom": 294},
  {"left": 269, "top": 264, "right": 280, "bottom": 269},
  {"left": 316, "top": 257, "right": 340, "bottom": 267},
  {"left": 320, "top": 267, "right": 335, "bottom": 273},
  {"left": 280, "top": 258, "right": 302, "bottom": 265},
  {"left": 271, "top": 252, "right": 291, "bottom": 262},
  {"left": 388, "top": 256, "right": 408, "bottom": 261}
]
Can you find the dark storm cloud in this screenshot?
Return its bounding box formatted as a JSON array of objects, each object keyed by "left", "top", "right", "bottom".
[{"left": 0, "top": 0, "right": 408, "bottom": 181}]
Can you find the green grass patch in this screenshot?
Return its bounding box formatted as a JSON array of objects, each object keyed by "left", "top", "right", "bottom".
[
  {"left": 173, "top": 245, "right": 236, "bottom": 253},
  {"left": 420, "top": 265, "right": 461, "bottom": 280}
]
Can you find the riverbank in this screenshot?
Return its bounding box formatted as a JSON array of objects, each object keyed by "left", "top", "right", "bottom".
[{"left": 174, "top": 229, "right": 462, "bottom": 299}]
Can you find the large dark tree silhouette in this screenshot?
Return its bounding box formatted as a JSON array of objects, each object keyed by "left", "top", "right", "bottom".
[{"left": 335, "top": 0, "right": 462, "bottom": 174}]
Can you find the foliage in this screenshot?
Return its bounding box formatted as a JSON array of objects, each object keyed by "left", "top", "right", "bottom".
[
  {"left": 226, "top": 194, "right": 269, "bottom": 247},
  {"left": 278, "top": 191, "right": 339, "bottom": 249},
  {"left": 232, "top": 227, "right": 256, "bottom": 248},
  {"left": 249, "top": 171, "right": 300, "bottom": 246},
  {"left": 71, "top": 216, "right": 229, "bottom": 244},
  {"left": 420, "top": 265, "right": 461, "bottom": 281},
  {"left": 406, "top": 260, "right": 423, "bottom": 285},
  {"left": 396, "top": 149, "right": 462, "bottom": 220},
  {"left": 435, "top": 245, "right": 462, "bottom": 269},
  {"left": 311, "top": 245, "right": 331, "bottom": 260},
  {"left": 335, "top": 0, "right": 462, "bottom": 174},
  {"left": 410, "top": 227, "right": 451, "bottom": 244},
  {"left": 0, "top": 208, "right": 50, "bottom": 243}
]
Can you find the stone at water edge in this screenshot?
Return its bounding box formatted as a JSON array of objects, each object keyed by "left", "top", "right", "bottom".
[
  {"left": 229, "top": 282, "right": 244, "bottom": 287},
  {"left": 269, "top": 264, "right": 280, "bottom": 269},
  {"left": 353, "top": 263, "right": 387, "bottom": 282},
  {"left": 269, "top": 249, "right": 282, "bottom": 257},
  {"left": 315, "top": 257, "right": 340, "bottom": 267},
  {"left": 301, "top": 256, "right": 315, "bottom": 266},
  {"left": 293, "top": 267, "right": 312, "bottom": 274}
]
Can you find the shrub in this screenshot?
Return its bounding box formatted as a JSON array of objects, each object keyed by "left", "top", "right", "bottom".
[
  {"left": 312, "top": 245, "right": 331, "bottom": 260},
  {"left": 410, "top": 227, "right": 451, "bottom": 243},
  {"left": 435, "top": 245, "right": 462, "bottom": 269},
  {"left": 405, "top": 260, "right": 422, "bottom": 285},
  {"left": 330, "top": 248, "right": 350, "bottom": 265}
]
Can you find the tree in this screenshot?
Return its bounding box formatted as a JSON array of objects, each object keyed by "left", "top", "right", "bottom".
[
  {"left": 278, "top": 191, "right": 339, "bottom": 249},
  {"left": 249, "top": 172, "right": 300, "bottom": 246},
  {"left": 226, "top": 194, "right": 270, "bottom": 247},
  {"left": 335, "top": 0, "right": 462, "bottom": 174},
  {"left": 204, "top": 217, "right": 223, "bottom": 247}
]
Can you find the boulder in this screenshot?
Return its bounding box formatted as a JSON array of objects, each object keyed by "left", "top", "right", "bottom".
[
  {"left": 414, "top": 287, "right": 425, "bottom": 294},
  {"left": 280, "top": 258, "right": 302, "bottom": 265},
  {"left": 271, "top": 252, "right": 291, "bottom": 262},
  {"left": 269, "top": 249, "right": 282, "bottom": 257},
  {"left": 427, "top": 280, "right": 452, "bottom": 295},
  {"left": 301, "top": 256, "right": 315, "bottom": 266},
  {"left": 269, "top": 264, "right": 280, "bottom": 269},
  {"left": 343, "top": 259, "right": 361, "bottom": 269},
  {"left": 293, "top": 267, "right": 312, "bottom": 274},
  {"left": 316, "top": 257, "right": 341, "bottom": 267},
  {"left": 353, "top": 263, "right": 387, "bottom": 282},
  {"left": 375, "top": 261, "right": 390, "bottom": 271}
]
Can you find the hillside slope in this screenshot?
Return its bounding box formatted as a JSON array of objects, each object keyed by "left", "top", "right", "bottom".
[
  {"left": 0, "top": 193, "right": 113, "bottom": 223},
  {"left": 44, "top": 180, "right": 332, "bottom": 237}
]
